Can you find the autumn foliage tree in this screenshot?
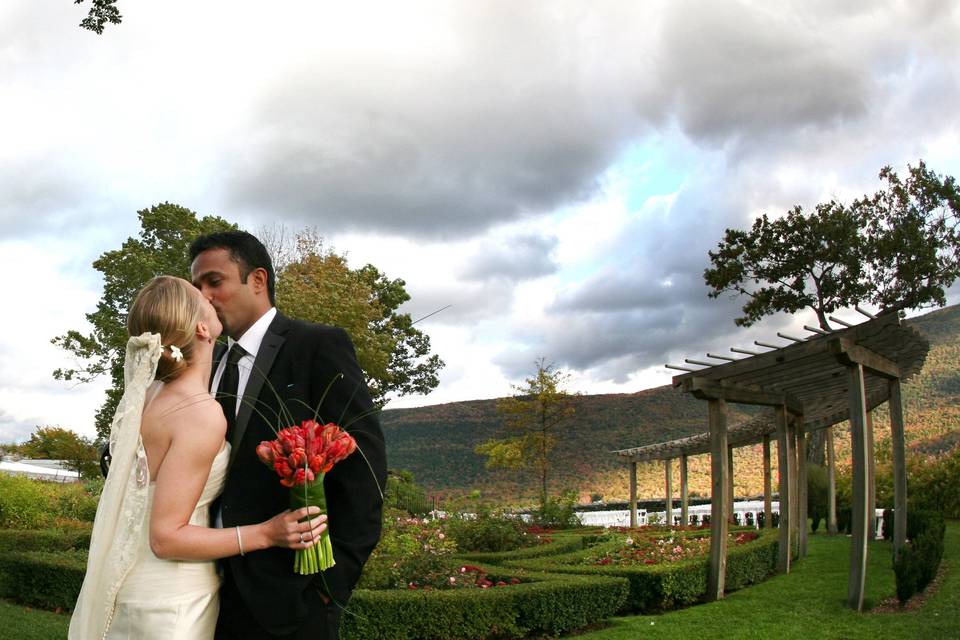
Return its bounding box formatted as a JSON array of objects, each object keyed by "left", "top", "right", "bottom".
[
  {"left": 273, "top": 230, "right": 443, "bottom": 405},
  {"left": 704, "top": 161, "right": 960, "bottom": 330},
  {"left": 475, "top": 359, "right": 576, "bottom": 508},
  {"left": 20, "top": 426, "right": 99, "bottom": 479}
]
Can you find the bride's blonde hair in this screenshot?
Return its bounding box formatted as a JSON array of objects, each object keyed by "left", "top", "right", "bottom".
[{"left": 127, "top": 276, "right": 203, "bottom": 382}]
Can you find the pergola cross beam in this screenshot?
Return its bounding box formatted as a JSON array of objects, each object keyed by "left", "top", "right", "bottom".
[{"left": 681, "top": 377, "right": 804, "bottom": 414}]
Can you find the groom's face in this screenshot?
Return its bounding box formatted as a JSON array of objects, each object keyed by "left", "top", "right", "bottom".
[{"left": 190, "top": 247, "right": 261, "bottom": 340}]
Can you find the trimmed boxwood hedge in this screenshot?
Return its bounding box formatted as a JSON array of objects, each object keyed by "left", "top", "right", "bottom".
[
  {"left": 0, "top": 550, "right": 87, "bottom": 610},
  {"left": 503, "top": 529, "right": 779, "bottom": 613},
  {"left": 341, "top": 569, "right": 629, "bottom": 640},
  {"left": 0, "top": 527, "right": 91, "bottom": 553},
  {"left": 454, "top": 533, "right": 584, "bottom": 563}
]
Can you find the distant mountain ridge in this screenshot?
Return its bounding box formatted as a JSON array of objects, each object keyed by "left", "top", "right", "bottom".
[{"left": 381, "top": 304, "right": 960, "bottom": 502}]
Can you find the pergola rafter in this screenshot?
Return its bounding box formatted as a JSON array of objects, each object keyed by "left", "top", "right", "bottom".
[{"left": 612, "top": 312, "right": 929, "bottom": 611}]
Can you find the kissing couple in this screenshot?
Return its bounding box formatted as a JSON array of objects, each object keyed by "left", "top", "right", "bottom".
[{"left": 69, "top": 231, "right": 387, "bottom": 639}]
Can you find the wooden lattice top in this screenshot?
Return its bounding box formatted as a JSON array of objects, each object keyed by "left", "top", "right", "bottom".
[{"left": 613, "top": 313, "right": 929, "bottom": 463}]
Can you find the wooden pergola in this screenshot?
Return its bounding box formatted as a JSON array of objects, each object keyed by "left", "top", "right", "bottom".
[{"left": 613, "top": 312, "right": 929, "bottom": 611}]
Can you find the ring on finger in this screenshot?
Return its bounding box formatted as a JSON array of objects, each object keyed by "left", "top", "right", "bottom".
[{"left": 299, "top": 532, "right": 304, "bottom": 544}]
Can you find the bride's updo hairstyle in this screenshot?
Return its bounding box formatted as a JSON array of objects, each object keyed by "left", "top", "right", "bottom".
[{"left": 127, "top": 276, "right": 204, "bottom": 382}]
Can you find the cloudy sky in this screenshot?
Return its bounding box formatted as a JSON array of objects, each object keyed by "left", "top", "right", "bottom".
[{"left": 1, "top": 0, "right": 959, "bottom": 442}]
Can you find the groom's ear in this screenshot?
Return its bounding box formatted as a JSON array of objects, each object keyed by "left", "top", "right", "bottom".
[{"left": 248, "top": 267, "right": 269, "bottom": 296}]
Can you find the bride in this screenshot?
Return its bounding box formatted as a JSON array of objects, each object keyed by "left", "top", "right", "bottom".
[{"left": 69, "top": 276, "right": 326, "bottom": 639}]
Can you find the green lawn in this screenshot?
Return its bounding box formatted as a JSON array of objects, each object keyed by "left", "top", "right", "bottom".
[
  {"left": 577, "top": 522, "right": 960, "bottom": 640},
  {"left": 0, "top": 600, "right": 70, "bottom": 639},
  {"left": 2, "top": 524, "right": 957, "bottom": 640}
]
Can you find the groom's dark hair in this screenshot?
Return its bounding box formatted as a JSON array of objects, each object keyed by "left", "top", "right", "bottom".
[{"left": 189, "top": 230, "right": 276, "bottom": 305}]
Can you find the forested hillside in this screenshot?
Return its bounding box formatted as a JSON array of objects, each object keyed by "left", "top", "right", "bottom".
[{"left": 381, "top": 304, "right": 960, "bottom": 504}]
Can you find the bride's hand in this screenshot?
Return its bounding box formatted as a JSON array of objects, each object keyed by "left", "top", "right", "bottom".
[{"left": 262, "top": 507, "right": 327, "bottom": 549}]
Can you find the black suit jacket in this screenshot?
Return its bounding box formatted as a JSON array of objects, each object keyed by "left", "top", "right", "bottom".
[{"left": 217, "top": 312, "right": 386, "bottom": 635}]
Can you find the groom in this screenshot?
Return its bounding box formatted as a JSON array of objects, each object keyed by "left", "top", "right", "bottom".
[{"left": 190, "top": 230, "right": 386, "bottom": 639}]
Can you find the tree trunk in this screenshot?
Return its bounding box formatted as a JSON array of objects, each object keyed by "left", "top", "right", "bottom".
[{"left": 806, "top": 429, "right": 826, "bottom": 465}]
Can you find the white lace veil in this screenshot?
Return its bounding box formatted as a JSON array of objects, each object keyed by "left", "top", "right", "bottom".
[{"left": 69, "top": 333, "right": 162, "bottom": 640}]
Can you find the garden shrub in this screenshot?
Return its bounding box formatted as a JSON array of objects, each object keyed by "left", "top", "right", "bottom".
[
  {"left": 0, "top": 550, "right": 87, "bottom": 610},
  {"left": 893, "top": 509, "right": 946, "bottom": 603},
  {"left": 342, "top": 571, "right": 629, "bottom": 640},
  {"left": 444, "top": 506, "right": 531, "bottom": 553},
  {"left": 358, "top": 511, "right": 458, "bottom": 590},
  {"left": 0, "top": 474, "right": 54, "bottom": 529},
  {"left": 49, "top": 481, "right": 100, "bottom": 523},
  {"left": 530, "top": 491, "right": 580, "bottom": 529}
]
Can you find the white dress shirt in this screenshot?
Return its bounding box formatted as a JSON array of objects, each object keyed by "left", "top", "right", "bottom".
[{"left": 211, "top": 306, "right": 277, "bottom": 416}]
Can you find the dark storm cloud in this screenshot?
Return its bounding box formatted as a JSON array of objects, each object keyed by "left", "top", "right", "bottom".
[
  {"left": 223, "top": 3, "right": 653, "bottom": 237},
  {"left": 460, "top": 233, "right": 558, "bottom": 282},
  {"left": 658, "top": 0, "right": 870, "bottom": 147},
  {"left": 221, "top": 1, "right": 929, "bottom": 240}
]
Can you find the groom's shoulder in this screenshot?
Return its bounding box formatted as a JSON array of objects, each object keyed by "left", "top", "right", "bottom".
[{"left": 277, "top": 313, "right": 349, "bottom": 344}]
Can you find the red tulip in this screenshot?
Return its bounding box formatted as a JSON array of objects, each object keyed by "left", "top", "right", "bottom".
[{"left": 256, "top": 442, "right": 276, "bottom": 465}]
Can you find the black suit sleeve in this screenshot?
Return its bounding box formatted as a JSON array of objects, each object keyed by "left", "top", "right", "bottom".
[{"left": 310, "top": 327, "right": 387, "bottom": 607}]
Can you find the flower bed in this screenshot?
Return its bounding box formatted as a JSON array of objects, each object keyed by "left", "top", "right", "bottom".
[
  {"left": 503, "top": 528, "right": 779, "bottom": 612},
  {"left": 588, "top": 529, "right": 759, "bottom": 567}
]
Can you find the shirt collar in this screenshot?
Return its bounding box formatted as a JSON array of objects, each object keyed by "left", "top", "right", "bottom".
[{"left": 228, "top": 307, "right": 277, "bottom": 359}]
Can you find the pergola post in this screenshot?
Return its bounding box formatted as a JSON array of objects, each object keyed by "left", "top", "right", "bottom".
[
  {"left": 776, "top": 404, "right": 793, "bottom": 573},
  {"left": 826, "top": 426, "right": 838, "bottom": 535},
  {"left": 727, "top": 446, "right": 735, "bottom": 524},
  {"left": 665, "top": 458, "right": 674, "bottom": 527},
  {"left": 789, "top": 420, "right": 799, "bottom": 546},
  {"left": 707, "top": 398, "right": 730, "bottom": 600},
  {"left": 889, "top": 380, "right": 908, "bottom": 555},
  {"left": 629, "top": 461, "right": 638, "bottom": 529},
  {"left": 763, "top": 434, "right": 773, "bottom": 529},
  {"left": 797, "top": 417, "right": 808, "bottom": 557},
  {"left": 847, "top": 363, "right": 871, "bottom": 612},
  {"left": 866, "top": 411, "right": 877, "bottom": 540},
  {"left": 680, "top": 454, "right": 689, "bottom": 527}
]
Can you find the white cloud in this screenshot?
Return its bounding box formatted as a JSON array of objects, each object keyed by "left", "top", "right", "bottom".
[{"left": 0, "top": 0, "right": 959, "bottom": 428}]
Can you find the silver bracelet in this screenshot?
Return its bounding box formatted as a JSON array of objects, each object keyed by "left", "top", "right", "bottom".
[{"left": 235, "top": 525, "right": 245, "bottom": 556}]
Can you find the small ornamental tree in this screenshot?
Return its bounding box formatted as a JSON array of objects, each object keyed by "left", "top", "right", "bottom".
[{"left": 476, "top": 359, "right": 576, "bottom": 509}]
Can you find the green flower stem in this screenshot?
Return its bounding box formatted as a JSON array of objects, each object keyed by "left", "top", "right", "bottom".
[{"left": 289, "top": 474, "right": 336, "bottom": 575}]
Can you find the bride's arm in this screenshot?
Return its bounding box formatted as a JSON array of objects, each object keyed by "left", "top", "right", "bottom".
[{"left": 149, "top": 401, "right": 326, "bottom": 561}]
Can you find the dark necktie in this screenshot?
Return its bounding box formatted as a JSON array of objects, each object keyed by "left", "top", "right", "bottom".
[{"left": 217, "top": 343, "right": 247, "bottom": 443}]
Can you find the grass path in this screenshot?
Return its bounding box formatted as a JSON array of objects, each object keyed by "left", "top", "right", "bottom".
[
  {"left": 577, "top": 522, "right": 960, "bottom": 640},
  {"left": 1, "top": 523, "right": 957, "bottom": 639}
]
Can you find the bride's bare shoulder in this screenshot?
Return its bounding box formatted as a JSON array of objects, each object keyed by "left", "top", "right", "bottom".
[{"left": 144, "top": 385, "right": 226, "bottom": 442}]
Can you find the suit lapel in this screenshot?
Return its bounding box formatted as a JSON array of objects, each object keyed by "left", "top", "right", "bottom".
[{"left": 227, "top": 313, "right": 288, "bottom": 473}]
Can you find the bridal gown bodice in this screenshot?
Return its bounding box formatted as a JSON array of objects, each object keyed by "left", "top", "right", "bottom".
[{"left": 106, "top": 442, "right": 230, "bottom": 640}]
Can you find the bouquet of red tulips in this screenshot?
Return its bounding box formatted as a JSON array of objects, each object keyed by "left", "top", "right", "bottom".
[{"left": 256, "top": 419, "right": 357, "bottom": 574}]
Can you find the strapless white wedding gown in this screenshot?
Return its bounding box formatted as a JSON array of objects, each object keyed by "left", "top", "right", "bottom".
[{"left": 105, "top": 443, "right": 230, "bottom": 640}]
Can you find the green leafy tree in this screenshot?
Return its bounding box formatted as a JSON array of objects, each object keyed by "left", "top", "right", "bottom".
[
  {"left": 476, "top": 359, "right": 576, "bottom": 508},
  {"left": 75, "top": 0, "right": 122, "bottom": 34},
  {"left": 52, "top": 203, "right": 237, "bottom": 439},
  {"left": 20, "top": 426, "right": 99, "bottom": 479},
  {"left": 53, "top": 208, "right": 442, "bottom": 439},
  {"left": 273, "top": 230, "right": 444, "bottom": 405},
  {"left": 704, "top": 161, "right": 960, "bottom": 330}
]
